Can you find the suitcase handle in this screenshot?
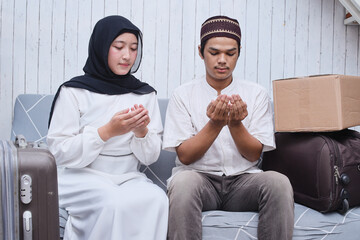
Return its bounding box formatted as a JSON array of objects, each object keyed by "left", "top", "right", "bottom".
[{"left": 23, "top": 211, "right": 33, "bottom": 240}]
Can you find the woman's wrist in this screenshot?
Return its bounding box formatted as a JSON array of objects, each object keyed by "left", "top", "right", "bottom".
[
  {"left": 134, "top": 127, "right": 148, "bottom": 138},
  {"left": 98, "top": 124, "right": 112, "bottom": 141}
]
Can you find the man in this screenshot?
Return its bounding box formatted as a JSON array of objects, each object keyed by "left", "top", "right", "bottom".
[{"left": 163, "top": 15, "right": 294, "bottom": 240}]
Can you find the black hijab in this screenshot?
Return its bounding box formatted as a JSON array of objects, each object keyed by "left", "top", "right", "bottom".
[{"left": 48, "top": 15, "right": 155, "bottom": 126}]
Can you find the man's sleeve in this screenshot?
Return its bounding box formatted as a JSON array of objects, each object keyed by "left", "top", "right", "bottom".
[
  {"left": 248, "top": 91, "right": 276, "bottom": 152},
  {"left": 162, "top": 91, "right": 196, "bottom": 152}
]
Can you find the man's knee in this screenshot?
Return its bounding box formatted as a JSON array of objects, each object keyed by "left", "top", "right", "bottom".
[
  {"left": 168, "top": 171, "right": 205, "bottom": 202},
  {"left": 262, "top": 171, "right": 294, "bottom": 201}
]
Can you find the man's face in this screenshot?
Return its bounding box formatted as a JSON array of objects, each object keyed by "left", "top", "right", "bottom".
[{"left": 199, "top": 37, "right": 239, "bottom": 83}]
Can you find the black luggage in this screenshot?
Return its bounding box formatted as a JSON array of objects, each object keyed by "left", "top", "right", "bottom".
[
  {"left": 262, "top": 129, "right": 360, "bottom": 214},
  {"left": 0, "top": 136, "right": 59, "bottom": 240}
]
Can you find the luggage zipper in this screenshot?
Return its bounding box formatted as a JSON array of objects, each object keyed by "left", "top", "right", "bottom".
[
  {"left": 328, "top": 136, "right": 341, "bottom": 186},
  {"left": 328, "top": 134, "right": 347, "bottom": 213},
  {"left": 334, "top": 165, "right": 340, "bottom": 185},
  {"left": 323, "top": 134, "right": 341, "bottom": 212},
  {"left": 331, "top": 132, "right": 352, "bottom": 214},
  {"left": 333, "top": 140, "right": 342, "bottom": 186},
  {"left": 323, "top": 135, "right": 340, "bottom": 186}
]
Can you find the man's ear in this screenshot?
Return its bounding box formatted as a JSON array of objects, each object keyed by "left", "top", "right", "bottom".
[{"left": 198, "top": 45, "right": 204, "bottom": 59}]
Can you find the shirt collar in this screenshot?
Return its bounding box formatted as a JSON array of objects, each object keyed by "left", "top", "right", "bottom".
[{"left": 202, "top": 77, "right": 236, "bottom": 96}]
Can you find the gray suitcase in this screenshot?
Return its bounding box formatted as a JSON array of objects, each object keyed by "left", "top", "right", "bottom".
[{"left": 0, "top": 136, "right": 59, "bottom": 240}]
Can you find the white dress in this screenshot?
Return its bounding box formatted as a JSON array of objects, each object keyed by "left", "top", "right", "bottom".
[{"left": 47, "top": 87, "right": 168, "bottom": 240}]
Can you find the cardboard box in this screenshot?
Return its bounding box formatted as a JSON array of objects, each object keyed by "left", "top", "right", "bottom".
[{"left": 273, "top": 74, "right": 360, "bottom": 132}]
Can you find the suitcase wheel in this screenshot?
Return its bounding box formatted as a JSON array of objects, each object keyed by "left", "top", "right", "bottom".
[
  {"left": 340, "top": 188, "right": 350, "bottom": 199},
  {"left": 340, "top": 174, "right": 350, "bottom": 185},
  {"left": 338, "top": 199, "right": 349, "bottom": 215}
]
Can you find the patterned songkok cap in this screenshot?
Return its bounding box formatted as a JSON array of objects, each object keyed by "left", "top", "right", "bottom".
[{"left": 200, "top": 15, "right": 241, "bottom": 46}]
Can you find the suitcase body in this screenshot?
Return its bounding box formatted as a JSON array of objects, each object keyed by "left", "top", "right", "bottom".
[
  {"left": 0, "top": 136, "right": 59, "bottom": 240},
  {"left": 262, "top": 129, "right": 360, "bottom": 213}
]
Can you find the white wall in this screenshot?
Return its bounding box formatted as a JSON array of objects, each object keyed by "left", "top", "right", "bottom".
[{"left": 1, "top": 0, "right": 359, "bottom": 139}]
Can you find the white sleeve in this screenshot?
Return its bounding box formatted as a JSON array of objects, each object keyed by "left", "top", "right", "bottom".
[
  {"left": 130, "top": 93, "right": 163, "bottom": 165},
  {"left": 47, "top": 87, "right": 105, "bottom": 168},
  {"left": 162, "top": 91, "right": 195, "bottom": 152},
  {"left": 248, "top": 90, "right": 276, "bottom": 152}
]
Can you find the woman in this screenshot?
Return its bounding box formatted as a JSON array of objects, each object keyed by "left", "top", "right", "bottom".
[{"left": 47, "top": 15, "right": 168, "bottom": 240}]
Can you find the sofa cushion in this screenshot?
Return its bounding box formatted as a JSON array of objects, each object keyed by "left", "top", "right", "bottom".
[
  {"left": 140, "top": 98, "right": 176, "bottom": 191},
  {"left": 202, "top": 204, "right": 360, "bottom": 239},
  {"left": 11, "top": 94, "right": 360, "bottom": 239},
  {"left": 11, "top": 94, "right": 54, "bottom": 142}
]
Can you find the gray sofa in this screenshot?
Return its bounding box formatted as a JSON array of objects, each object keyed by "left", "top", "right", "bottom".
[{"left": 11, "top": 94, "right": 360, "bottom": 239}]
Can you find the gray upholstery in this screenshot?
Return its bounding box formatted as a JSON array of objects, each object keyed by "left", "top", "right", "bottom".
[
  {"left": 11, "top": 94, "right": 360, "bottom": 239},
  {"left": 11, "top": 94, "right": 54, "bottom": 143}
]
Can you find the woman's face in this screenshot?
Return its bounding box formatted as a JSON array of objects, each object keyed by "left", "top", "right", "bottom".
[{"left": 108, "top": 32, "right": 138, "bottom": 75}]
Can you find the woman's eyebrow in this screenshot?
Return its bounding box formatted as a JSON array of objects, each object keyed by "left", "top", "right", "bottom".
[{"left": 113, "top": 40, "right": 138, "bottom": 45}]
